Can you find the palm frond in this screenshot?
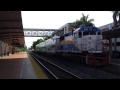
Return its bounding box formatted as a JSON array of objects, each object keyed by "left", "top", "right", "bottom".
[
  {"left": 88, "top": 19, "right": 94, "bottom": 22},
  {"left": 85, "top": 15, "right": 89, "bottom": 21}
]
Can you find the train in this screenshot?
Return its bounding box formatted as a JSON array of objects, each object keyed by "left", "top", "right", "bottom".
[{"left": 35, "top": 25, "right": 110, "bottom": 66}]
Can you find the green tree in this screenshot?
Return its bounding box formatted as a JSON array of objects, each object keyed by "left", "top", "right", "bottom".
[
  {"left": 30, "top": 46, "right": 33, "bottom": 50},
  {"left": 19, "top": 45, "right": 27, "bottom": 52},
  {"left": 32, "top": 38, "right": 44, "bottom": 49},
  {"left": 28, "top": 47, "right": 31, "bottom": 50}
]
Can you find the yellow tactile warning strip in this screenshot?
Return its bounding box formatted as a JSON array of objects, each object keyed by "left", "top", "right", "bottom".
[{"left": 27, "top": 53, "right": 48, "bottom": 79}]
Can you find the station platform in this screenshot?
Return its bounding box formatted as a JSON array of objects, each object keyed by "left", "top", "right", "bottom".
[{"left": 0, "top": 52, "right": 48, "bottom": 79}]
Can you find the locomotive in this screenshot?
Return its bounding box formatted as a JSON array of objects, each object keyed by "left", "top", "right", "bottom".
[{"left": 35, "top": 25, "right": 110, "bottom": 66}]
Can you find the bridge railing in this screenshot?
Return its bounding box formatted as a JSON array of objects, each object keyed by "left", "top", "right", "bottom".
[{"left": 23, "top": 29, "right": 57, "bottom": 37}]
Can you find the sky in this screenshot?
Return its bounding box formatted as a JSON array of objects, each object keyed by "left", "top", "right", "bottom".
[{"left": 21, "top": 11, "right": 114, "bottom": 48}]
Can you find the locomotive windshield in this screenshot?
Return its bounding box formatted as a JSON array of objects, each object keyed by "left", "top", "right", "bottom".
[
  {"left": 97, "top": 32, "right": 101, "bottom": 35},
  {"left": 83, "top": 29, "right": 101, "bottom": 36},
  {"left": 89, "top": 30, "right": 96, "bottom": 35},
  {"left": 76, "top": 26, "right": 102, "bottom": 36}
]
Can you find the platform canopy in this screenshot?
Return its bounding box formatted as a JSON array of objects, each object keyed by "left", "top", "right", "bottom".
[{"left": 0, "top": 11, "right": 25, "bottom": 47}]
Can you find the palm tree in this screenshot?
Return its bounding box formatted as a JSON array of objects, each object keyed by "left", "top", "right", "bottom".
[
  {"left": 69, "top": 13, "right": 94, "bottom": 30},
  {"left": 80, "top": 13, "right": 94, "bottom": 26}
]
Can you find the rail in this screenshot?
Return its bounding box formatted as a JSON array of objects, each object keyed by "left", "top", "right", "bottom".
[{"left": 29, "top": 52, "right": 82, "bottom": 79}]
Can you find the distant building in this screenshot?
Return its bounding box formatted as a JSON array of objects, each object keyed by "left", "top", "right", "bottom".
[
  {"left": 52, "top": 23, "right": 73, "bottom": 36},
  {"left": 98, "top": 22, "right": 114, "bottom": 31}
]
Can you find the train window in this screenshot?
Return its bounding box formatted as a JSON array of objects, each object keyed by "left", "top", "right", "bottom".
[
  {"left": 79, "top": 32, "right": 82, "bottom": 38},
  {"left": 98, "top": 32, "right": 101, "bottom": 35},
  {"left": 83, "top": 31, "right": 89, "bottom": 36},
  {"left": 90, "top": 31, "right": 96, "bottom": 35}
]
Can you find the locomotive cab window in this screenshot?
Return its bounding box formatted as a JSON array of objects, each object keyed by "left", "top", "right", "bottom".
[
  {"left": 90, "top": 31, "right": 96, "bottom": 35},
  {"left": 83, "top": 31, "right": 89, "bottom": 36},
  {"left": 97, "top": 32, "right": 101, "bottom": 35}
]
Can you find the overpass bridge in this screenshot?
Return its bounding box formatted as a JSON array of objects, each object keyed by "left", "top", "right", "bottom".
[{"left": 23, "top": 28, "right": 58, "bottom": 37}]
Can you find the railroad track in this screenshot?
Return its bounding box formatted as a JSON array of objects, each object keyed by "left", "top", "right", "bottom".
[
  {"left": 30, "top": 51, "right": 120, "bottom": 79},
  {"left": 97, "top": 63, "right": 120, "bottom": 76},
  {"left": 29, "top": 52, "right": 82, "bottom": 79}
]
